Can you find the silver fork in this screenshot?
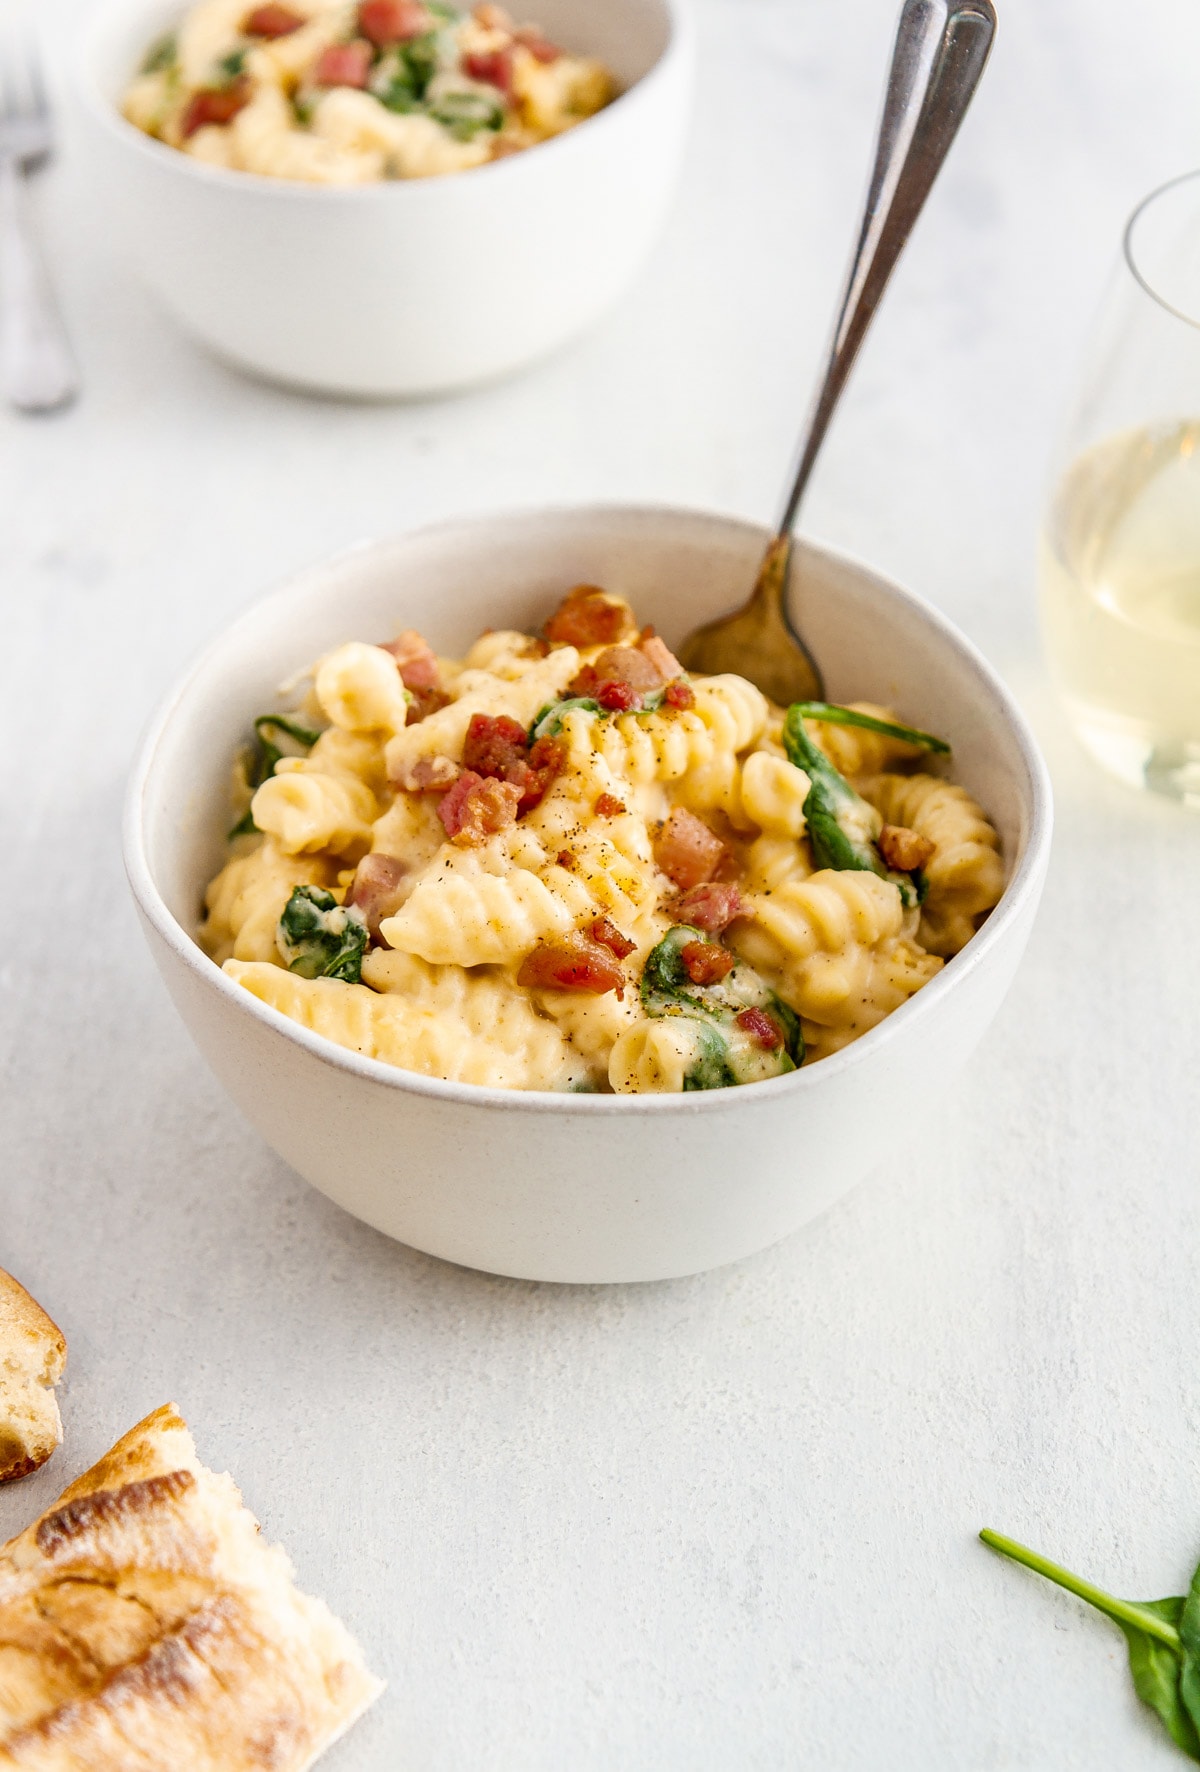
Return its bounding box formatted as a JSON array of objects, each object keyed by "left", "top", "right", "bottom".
[{"left": 0, "top": 29, "right": 78, "bottom": 412}]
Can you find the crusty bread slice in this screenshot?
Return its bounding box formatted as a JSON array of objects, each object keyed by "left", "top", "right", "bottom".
[
  {"left": 0, "top": 1272, "right": 66, "bottom": 1485},
  {"left": 0, "top": 1404, "right": 383, "bottom": 1770}
]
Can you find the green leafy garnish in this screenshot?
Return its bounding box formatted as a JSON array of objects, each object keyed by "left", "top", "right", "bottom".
[
  {"left": 790, "top": 702, "right": 950, "bottom": 755},
  {"left": 371, "top": 32, "right": 444, "bottom": 109},
  {"left": 981, "top": 1529, "right": 1200, "bottom": 1760},
  {"left": 277, "top": 886, "right": 368, "bottom": 983},
  {"left": 528, "top": 688, "right": 669, "bottom": 744},
  {"left": 217, "top": 46, "right": 248, "bottom": 81},
  {"left": 140, "top": 32, "right": 177, "bottom": 74},
  {"left": 782, "top": 704, "right": 924, "bottom": 908},
  {"left": 528, "top": 697, "right": 603, "bottom": 742},
  {"left": 229, "top": 713, "right": 322, "bottom": 837},
  {"left": 429, "top": 88, "right": 504, "bottom": 138},
  {"left": 641, "top": 926, "right": 802, "bottom": 1089}
]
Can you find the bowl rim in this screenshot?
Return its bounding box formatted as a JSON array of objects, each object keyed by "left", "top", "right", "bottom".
[
  {"left": 77, "top": 0, "right": 693, "bottom": 203},
  {"left": 124, "top": 502, "right": 1054, "bottom": 1118}
]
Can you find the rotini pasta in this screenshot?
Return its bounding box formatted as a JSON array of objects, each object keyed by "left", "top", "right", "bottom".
[
  {"left": 199, "top": 582, "right": 1006, "bottom": 1092},
  {"left": 855, "top": 772, "right": 1006, "bottom": 956}
]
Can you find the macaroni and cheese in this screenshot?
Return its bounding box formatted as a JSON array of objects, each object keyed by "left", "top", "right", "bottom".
[
  {"left": 200, "top": 584, "right": 1006, "bottom": 1093},
  {"left": 123, "top": 0, "right": 614, "bottom": 183}
]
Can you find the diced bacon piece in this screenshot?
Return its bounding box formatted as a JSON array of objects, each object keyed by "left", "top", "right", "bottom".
[
  {"left": 639, "top": 633, "right": 684, "bottom": 683},
  {"left": 392, "top": 753, "right": 459, "bottom": 792},
  {"left": 243, "top": 3, "right": 304, "bottom": 36},
  {"left": 438, "top": 772, "right": 520, "bottom": 846},
  {"left": 517, "top": 934, "right": 626, "bottom": 996},
  {"left": 405, "top": 686, "right": 451, "bottom": 725},
  {"left": 594, "top": 792, "right": 625, "bottom": 818},
  {"left": 358, "top": 0, "right": 428, "bottom": 45},
  {"left": 463, "top": 713, "right": 528, "bottom": 781},
  {"left": 590, "top": 916, "right": 635, "bottom": 959},
  {"left": 663, "top": 681, "right": 695, "bottom": 711},
  {"left": 181, "top": 81, "right": 250, "bottom": 136},
  {"left": 521, "top": 734, "right": 565, "bottom": 812},
  {"left": 314, "top": 39, "right": 373, "bottom": 85},
  {"left": 654, "top": 808, "right": 727, "bottom": 891},
  {"left": 544, "top": 585, "right": 632, "bottom": 649},
  {"left": 346, "top": 852, "right": 408, "bottom": 940},
  {"left": 597, "top": 680, "right": 638, "bottom": 712},
  {"left": 556, "top": 849, "right": 576, "bottom": 869},
  {"left": 673, "top": 882, "right": 742, "bottom": 933},
  {"left": 380, "top": 628, "right": 441, "bottom": 691},
  {"left": 459, "top": 715, "right": 560, "bottom": 813},
  {"left": 879, "top": 823, "right": 935, "bottom": 872},
  {"left": 569, "top": 644, "right": 664, "bottom": 701},
  {"left": 680, "top": 941, "right": 735, "bottom": 986},
  {"left": 464, "top": 47, "right": 513, "bottom": 90},
  {"left": 736, "top": 1006, "right": 784, "bottom": 1050},
  {"left": 515, "top": 25, "right": 560, "bottom": 61}
]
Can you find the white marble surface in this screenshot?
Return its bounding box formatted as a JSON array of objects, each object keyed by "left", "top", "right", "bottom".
[{"left": 5, "top": 0, "right": 1200, "bottom": 1765}]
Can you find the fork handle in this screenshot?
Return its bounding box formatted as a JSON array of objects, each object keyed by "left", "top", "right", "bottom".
[
  {"left": 0, "top": 154, "right": 78, "bottom": 414},
  {"left": 776, "top": 0, "right": 995, "bottom": 535}
]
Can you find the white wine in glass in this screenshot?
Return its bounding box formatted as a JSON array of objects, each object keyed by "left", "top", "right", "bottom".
[{"left": 1039, "top": 174, "right": 1200, "bottom": 803}]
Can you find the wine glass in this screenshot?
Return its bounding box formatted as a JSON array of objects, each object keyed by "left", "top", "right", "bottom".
[{"left": 1039, "top": 169, "right": 1200, "bottom": 804}]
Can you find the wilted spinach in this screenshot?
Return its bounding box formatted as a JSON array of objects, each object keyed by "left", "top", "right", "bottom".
[
  {"left": 782, "top": 702, "right": 945, "bottom": 907},
  {"left": 276, "top": 886, "right": 368, "bottom": 984},
  {"left": 229, "top": 713, "right": 321, "bottom": 837},
  {"left": 641, "top": 926, "right": 802, "bottom": 1089}
]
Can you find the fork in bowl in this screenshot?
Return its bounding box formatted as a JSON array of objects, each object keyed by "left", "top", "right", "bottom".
[{"left": 0, "top": 25, "right": 78, "bottom": 412}]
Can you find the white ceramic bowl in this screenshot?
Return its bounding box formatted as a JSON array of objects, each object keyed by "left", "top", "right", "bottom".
[
  {"left": 125, "top": 507, "right": 1052, "bottom": 1282},
  {"left": 77, "top": 0, "right": 692, "bottom": 396}
]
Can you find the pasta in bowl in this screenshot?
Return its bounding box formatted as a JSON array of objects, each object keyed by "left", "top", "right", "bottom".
[
  {"left": 123, "top": 0, "right": 615, "bottom": 184},
  {"left": 125, "top": 507, "right": 1051, "bottom": 1280},
  {"left": 80, "top": 0, "right": 690, "bottom": 393},
  {"left": 200, "top": 585, "right": 1005, "bottom": 1094}
]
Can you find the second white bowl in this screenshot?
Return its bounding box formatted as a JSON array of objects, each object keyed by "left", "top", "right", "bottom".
[
  {"left": 78, "top": 0, "right": 693, "bottom": 396},
  {"left": 125, "top": 507, "right": 1051, "bottom": 1282}
]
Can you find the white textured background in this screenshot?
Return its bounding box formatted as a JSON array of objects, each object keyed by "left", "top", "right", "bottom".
[{"left": 5, "top": 0, "right": 1200, "bottom": 1765}]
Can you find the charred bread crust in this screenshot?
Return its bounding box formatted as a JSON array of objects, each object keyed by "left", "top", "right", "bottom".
[{"left": 0, "top": 1404, "right": 383, "bottom": 1769}]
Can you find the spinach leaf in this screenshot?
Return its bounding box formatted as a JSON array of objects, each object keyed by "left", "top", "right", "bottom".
[
  {"left": 782, "top": 704, "right": 922, "bottom": 908},
  {"left": 277, "top": 886, "right": 368, "bottom": 984},
  {"left": 1174, "top": 1559, "right": 1200, "bottom": 1748},
  {"left": 641, "top": 925, "right": 802, "bottom": 1089},
  {"left": 789, "top": 701, "right": 949, "bottom": 755},
  {"left": 140, "top": 31, "right": 177, "bottom": 74},
  {"left": 528, "top": 687, "right": 669, "bottom": 744},
  {"left": 528, "top": 698, "right": 604, "bottom": 742},
  {"left": 429, "top": 89, "right": 504, "bottom": 138},
  {"left": 370, "top": 32, "right": 444, "bottom": 110},
  {"left": 402, "top": 30, "right": 442, "bottom": 92},
  {"left": 230, "top": 713, "right": 322, "bottom": 837},
  {"left": 980, "top": 1529, "right": 1200, "bottom": 1760},
  {"left": 681, "top": 1022, "right": 738, "bottom": 1092},
  {"left": 217, "top": 46, "right": 248, "bottom": 81},
  {"left": 373, "top": 61, "right": 423, "bottom": 112}
]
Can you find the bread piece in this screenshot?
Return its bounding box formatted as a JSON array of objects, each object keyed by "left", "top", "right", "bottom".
[
  {"left": 0, "top": 1273, "right": 66, "bottom": 1485},
  {"left": 0, "top": 1404, "right": 383, "bottom": 1769}
]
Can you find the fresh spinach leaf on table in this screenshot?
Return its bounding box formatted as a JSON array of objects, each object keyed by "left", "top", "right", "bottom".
[{"left": 981, "top": 1528, "right": 1200, "bottom": 1759}]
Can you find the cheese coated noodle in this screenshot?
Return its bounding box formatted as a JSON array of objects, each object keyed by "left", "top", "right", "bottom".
[{"left": 200, "top": 586, "right": 1006, "bottom": 1092}]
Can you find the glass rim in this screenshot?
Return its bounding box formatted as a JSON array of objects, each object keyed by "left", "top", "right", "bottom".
[{"left": 1123, "top": 167, "right": 1200, "bottom": 332}]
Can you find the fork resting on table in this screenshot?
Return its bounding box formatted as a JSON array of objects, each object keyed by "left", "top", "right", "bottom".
[{"left": 0, "top": 30, "right": 78, "bottom": 413}]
